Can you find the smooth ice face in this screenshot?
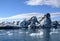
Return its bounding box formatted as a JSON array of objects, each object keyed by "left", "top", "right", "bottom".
[
  {"left": 20, "top": 20, "right": 29, "bottom": 27},
  {"left": 40, "top": 17, "right": 51, "bottom": 27}
]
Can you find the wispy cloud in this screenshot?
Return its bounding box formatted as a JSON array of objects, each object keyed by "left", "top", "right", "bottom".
[
  {"left": 25, "top": 0, "right": 60, "bottom": 7},
  {"left": 0, "top": 12, "right": 60, "bottom": 22}
]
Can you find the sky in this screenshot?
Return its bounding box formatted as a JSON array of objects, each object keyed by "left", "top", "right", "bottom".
[{"left": 0, "top": 0, "right": 60, "bottom": 22}]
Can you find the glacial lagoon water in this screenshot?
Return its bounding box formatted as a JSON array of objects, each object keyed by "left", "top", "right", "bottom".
[{"left": 0, "top": 28, "right": 60, "bottom": 41}]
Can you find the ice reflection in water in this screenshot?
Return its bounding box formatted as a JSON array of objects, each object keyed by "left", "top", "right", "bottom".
[
  {"left": 29, "top": 28, "right": 50, "bottom": 41},
  {"left": 0, "top": 28, "right": 60, "bottom": 41}
]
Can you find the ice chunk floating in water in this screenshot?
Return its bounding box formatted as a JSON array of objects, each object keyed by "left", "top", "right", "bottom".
[
  {"left": 29, "top": 31, "right": 43, "bottom": 37},
  {"left": 7, "top": 31, "right": 13, "bottom": 36}
]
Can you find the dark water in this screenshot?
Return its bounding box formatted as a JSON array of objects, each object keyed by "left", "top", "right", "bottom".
[{"left": 0, "top": 28, "right": 60, "bottom": 41}]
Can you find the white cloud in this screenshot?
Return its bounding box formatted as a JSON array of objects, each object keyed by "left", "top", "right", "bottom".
[
  {"left": 0, "top": 13, "right": 43, "bottom": 22},
  {"left": 0, "top": 12, "right": 60, "bottom": 22},
  {"left": 25, "top": 0, "right": 60, "bottom": 7}
]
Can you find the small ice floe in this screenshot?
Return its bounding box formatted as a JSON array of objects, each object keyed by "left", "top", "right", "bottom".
[
  {"left": 19, "top": 31, "right": 29, "bottom": 34},
  {"left": 52, "top": 28, "right": 56, "bottom": 32},
  {"left": 19, "top": 32, "right": 24, "bottom": 34},
  {"left": 7, "top": 31, "right": 13, "bottom": 36},
  {"left": 30, "top": 33, "right": 39, "bottom": 36},
  {"left": 25, "top": 31, "right": 29, "bottom": 34},
  {"left": 50, "top": 31, "right": 59, "bottom": 35},
  {"left": 29, "top": 31, "right": 44, "bottom": 38},
  {"left": 50, "top": 28, "right": 59, "bottom": 35}
]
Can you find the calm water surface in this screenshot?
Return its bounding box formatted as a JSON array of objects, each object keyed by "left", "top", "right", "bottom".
[{"left": 0, "top": 28, "right": 60, "bottom": 41}]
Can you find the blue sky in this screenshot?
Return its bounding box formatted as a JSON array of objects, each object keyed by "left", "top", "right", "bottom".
[{"left": 0, "top": 0, "right": 60, "bottom": 21}]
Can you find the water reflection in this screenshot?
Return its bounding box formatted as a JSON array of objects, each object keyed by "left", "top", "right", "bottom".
[
  {"left": 28, "top": 28, "right": 51, "bottom": 41},
  {"left": 42, "top": 28, "right": 50, "bottom": 41},
  {"left": 0, "top": 28, "right": 60, "bottom": 41}
]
